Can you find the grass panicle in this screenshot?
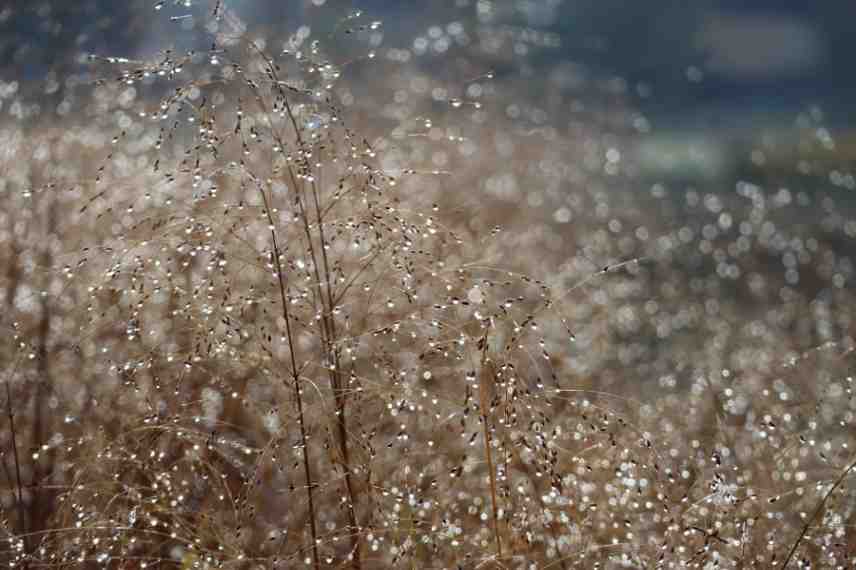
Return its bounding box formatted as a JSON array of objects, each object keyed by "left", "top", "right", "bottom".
[{"left": 1, "top": 2, "right": 855, "bottom": 569}]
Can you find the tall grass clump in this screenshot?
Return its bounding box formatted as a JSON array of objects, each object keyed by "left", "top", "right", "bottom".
[{"left": 2, "top": 1, "right": 856, "bottom": 569}]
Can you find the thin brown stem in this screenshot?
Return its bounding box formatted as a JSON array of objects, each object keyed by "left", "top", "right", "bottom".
[
  {"left": 256, "top": 181, "right": 320, "bottom": 570},
  {"left": 309, "top": 169, "right": 361, "bottom": 568},
  {"left": 478, "top": 328, "right": 502, "bottom": 561},
  {"left": 30, "top": 199, "right": 57, "bottom": 539},
  {"left": 781, "top": 456, "right": 856, "bottom": 568},
  {"left": 5, "top": 381, "right": 28, "bottom": 557},
  {"left": 245, "top": 38, "right": 363, "bottom": 567},
  {"left": 284, "top": 164, "right": 362, "bottom": 566}
]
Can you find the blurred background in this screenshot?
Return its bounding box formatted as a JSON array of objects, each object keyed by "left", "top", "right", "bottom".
[{"left": 4, "top": 0, "right": 856, "bottom": 173}]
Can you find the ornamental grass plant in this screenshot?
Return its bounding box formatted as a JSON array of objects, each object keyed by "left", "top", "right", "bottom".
[{"left": 2, "top": 2, "right": 855, "bottom": 568}]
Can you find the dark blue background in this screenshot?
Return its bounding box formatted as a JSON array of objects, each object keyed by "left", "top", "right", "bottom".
[{"left": 2, "top": 0, "right": 853, "bottom": 132}]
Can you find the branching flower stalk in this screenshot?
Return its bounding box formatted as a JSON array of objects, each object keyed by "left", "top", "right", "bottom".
[{"left": 243, "top": 39, "right": 363, "bottom": 565}]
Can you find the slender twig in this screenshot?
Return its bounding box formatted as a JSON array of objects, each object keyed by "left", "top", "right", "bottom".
[{"left": 781, "top": 456, "right": 856, "bottom": 568}]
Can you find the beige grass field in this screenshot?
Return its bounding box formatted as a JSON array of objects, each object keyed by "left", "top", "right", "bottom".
[{"left": 1, "top": 2, "right": 855, "bottom": 568}]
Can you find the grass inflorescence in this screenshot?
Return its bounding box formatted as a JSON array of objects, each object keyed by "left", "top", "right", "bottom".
[{"left": 1, "top": 2, "right": 856, "bottom": 569}]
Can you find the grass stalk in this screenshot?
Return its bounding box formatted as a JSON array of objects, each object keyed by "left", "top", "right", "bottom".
[
  {"left": 257, "top": 181, "right": 321, "bottom": 570},
  {"left": 249, "top": 39, "right": 363, "bottom": 566},
  {"left": 4, "top": 380, "right": 28, "bottom": 559},
  {"left": 781, "top": 456, "right": 856, "bottom": 568},
  {"left": 478, "top": 327, "right": 502, "bottom": 561}
]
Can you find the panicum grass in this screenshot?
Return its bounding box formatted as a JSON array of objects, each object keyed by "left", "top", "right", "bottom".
[{"left": 1, "top": 2, "right": 855, "bottom": 569}]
